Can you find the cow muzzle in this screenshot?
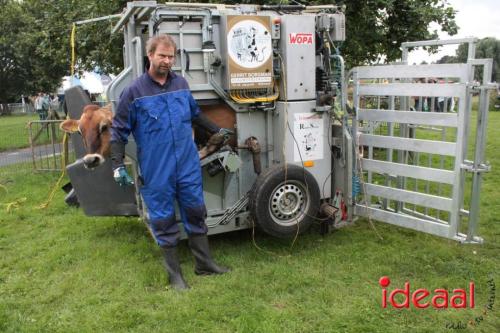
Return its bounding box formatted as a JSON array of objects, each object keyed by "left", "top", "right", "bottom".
[{"left": 83, "top": 154, "right": 105, "bottom": 169}]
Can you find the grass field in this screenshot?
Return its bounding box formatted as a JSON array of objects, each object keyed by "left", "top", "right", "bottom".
[
  {"left": 0, "top": 114, "right": 65, "bottom": 153},
  {"left": 0, "top": 114, "right": 39, "bottom": 152},
  {"left": 0, "top": 111, "right": 498, "bottom": 332}
]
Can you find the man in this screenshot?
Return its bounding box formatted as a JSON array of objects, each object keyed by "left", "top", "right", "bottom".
[{"left": 110, "top": 35, "right": 229, "bottom": 290}]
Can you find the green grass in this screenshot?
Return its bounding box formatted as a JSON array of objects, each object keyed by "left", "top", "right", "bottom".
[
  {"left": 0, "top": 114, "right": 62, "bottom": 152},
  {"left": 0, "top": 114, "right": 38, "bottom": 152},
  {"left": 0, "top": 113, "right": 499, "bottom": 332}
]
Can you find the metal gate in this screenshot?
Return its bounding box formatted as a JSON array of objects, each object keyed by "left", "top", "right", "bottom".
[{"left": 350, "top": 43, "right": 495, "bottom": 243}]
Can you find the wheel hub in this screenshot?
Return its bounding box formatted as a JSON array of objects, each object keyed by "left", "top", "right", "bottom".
[{"left": 270, "top": 182, "right": 306, "bottom": 225}]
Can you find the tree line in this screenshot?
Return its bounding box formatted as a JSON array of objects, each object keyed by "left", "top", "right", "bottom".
[
  {"left": 437, "top": 37, "right": 499, "bottom": 82},
  {"left": 1, "top": 0, "right": 459, "bottom": 103}
]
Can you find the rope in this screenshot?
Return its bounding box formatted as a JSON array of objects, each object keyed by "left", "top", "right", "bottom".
[
  {"left": 38, "top": 132, "right": 69, "bottom": 209},
  {"left": 0, "top": 176, "right": 27, "bottom": 213},
  {"left": 250, "top": 218, "right": 291, "bottom": 258},
  {"left": 355, "top": 146, "right": 384, "bottom": 240},
  {"left": 71, "top": 23, "right": 76, "bottom": 77},
  {"left": 3, "top": 198, "right": 27, "bottom": 213}
]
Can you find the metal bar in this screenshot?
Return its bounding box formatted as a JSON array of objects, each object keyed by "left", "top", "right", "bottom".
[
  {"left": 453, "top": 62, "right": 476, "bottom": 236},
  {"left": 361, "top": 159, "right": 455, "bottom": 184},
  {"left": 437, "top": 126, "right": 447, "bottom": 221},
  {"left": 383, "top": 82, "right": 395, "bottom": 211},
  {"left": 466, "top": 61, "right": 494, "bottom": 241},
  {"left": 179, "top": 23, "right": 185, "bottom": 78},
  {"left": 158, "top": 30, "right": 203, "bottom": 34},
  {"left": 360, "top": 134, "right": 456, "bottom": 156},
  {"left": 364, "top": 183, "right": 453, "bottom": 211},
  {"left": 112, "top": 1, "right": 157, "bottom": 34},
  {"left": 132, "top": 37, "right": 144, "bottom": 77},
  {"left": 355, "top": 64, "right": 469, "bottom": 81},
  {"left": 401, "top": 37, "right": 478, "bottom": 49},
  {"left": 401, "top": 207, "right": 449, "bottom": 224},
  {"left": 358, "top": 109, "right": 458, "bottom": 127},
  {"left": 50, "top": 123, "right": 57, "bottom": 169},
  {"left": 28, "top": 122, "right": 36, "bottom": 170},
  {"left": 355, "top": 205, "right": 450, "bottom": 238},
  {"left": 448, "top": 95, "right": 470, "bottom": 237},
  {"left": 359, "top": 83, "right": 464, "bottom": 98},
  {"left": 75, "top": 14, "right": 121, "bottom": 26},
  {"left": 344, "top": 127, "right": 354, "bottom": 213}
]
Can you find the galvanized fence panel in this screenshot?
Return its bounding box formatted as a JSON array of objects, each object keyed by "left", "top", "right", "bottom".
[{"left": 351, "top": 62, "right": 492, "bottom": 243}]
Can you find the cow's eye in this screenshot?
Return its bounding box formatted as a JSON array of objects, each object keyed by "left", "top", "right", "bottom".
[{"left": 100, "top": 124, "right": 108, "bottom": 133}]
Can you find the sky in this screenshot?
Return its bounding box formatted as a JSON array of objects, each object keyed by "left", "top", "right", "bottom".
[{"left": 407, "top": 0, "right": 500, "bottom": 65}]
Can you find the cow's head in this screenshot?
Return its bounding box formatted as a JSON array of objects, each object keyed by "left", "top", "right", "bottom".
[{"left": 60, "top": 104, "right": 113, "bottom": 169}]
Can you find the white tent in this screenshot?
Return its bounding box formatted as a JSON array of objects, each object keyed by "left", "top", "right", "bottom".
[{"left": 57, "top": 72, "right": 115, "bottom": 95}]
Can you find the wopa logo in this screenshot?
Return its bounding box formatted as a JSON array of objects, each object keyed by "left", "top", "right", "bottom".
[{"left": 289, "top": 33, "right": 313, "bottom": 45}]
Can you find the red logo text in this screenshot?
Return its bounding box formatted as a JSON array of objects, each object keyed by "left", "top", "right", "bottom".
[
  {"left": 289, "top": 33, "right": 313, "bottom": 44},
  {"left": 379, "top": 276, "right": 475, "bottom": 309}
]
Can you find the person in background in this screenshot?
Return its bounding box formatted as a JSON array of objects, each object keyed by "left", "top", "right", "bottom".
[{"left": 34, "top": 92, "right": 45, "bottom": 120}]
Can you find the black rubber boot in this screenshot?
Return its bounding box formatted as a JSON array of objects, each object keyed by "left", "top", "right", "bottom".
[
  {"left": 161, "top": 246, "right": 190, "bottom": 290},
  {"left": 188, "top": 235, "right": 230, "bottom": 275}
]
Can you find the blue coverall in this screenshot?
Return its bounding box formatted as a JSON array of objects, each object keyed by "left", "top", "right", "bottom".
[{"left": 111, "top": 71, "right": 208, "bottom": 247}]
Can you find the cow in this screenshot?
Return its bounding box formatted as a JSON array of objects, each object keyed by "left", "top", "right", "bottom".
[{"left": 60, "top": 104, "right": 113, "bottom": 169}]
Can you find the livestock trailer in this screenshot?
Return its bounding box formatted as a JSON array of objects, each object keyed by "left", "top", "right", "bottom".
[{"left": 65, "top": 1, "right": 496, "bottom": 243}]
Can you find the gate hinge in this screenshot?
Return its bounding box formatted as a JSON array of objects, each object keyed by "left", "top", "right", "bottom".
[{"left": 461, "top": 160, "right": 491, "bottom": 173}]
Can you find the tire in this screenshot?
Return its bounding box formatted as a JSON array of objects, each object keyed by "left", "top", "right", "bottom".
[{"left": 249, "top": 164, "right": 320, "bottom": 238}]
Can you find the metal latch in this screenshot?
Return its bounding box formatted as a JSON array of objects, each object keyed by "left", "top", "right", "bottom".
[
  {"left": 461, "top": 160, "right": 491, "bottom": 173},
  {"left": 468, "top": 82, "right": 498, "bottom": 93}
]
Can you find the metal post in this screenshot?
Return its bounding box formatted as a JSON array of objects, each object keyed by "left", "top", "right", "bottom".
[{"left": 466, "top": 59, "right": 494, "bottom": 242}]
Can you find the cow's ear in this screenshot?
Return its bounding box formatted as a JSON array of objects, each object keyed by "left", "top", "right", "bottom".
[{"left": 60, "top": 119, "right": 79, "bottom": 133}]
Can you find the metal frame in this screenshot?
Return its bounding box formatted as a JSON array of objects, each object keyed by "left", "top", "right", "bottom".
[{"left": 351, "top": 38, "right": 495, "bottom": 243}]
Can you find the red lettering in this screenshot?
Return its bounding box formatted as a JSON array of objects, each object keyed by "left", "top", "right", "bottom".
[
  {"left": 289, "top": 33, "right": 313, "bottom": 44},
  {"left": 389, "top": 282, "right": 410, "bottom": 308},
  {"left": 450, "top": 289, "right": 467, "bottom": 308},
  {"left": 380, "top": 278, "right": 475, "bottom": 309},
  {"left": 431, "top": 289, "right": 449, "bottom": 308},
  {"left": 412, "top": 289, "right": 430, "bottom": 308},
  {"left": 470, "top": 282, "right": 475, "bottom": 308},
  {"left": 382, "top": 288, "right": 387, "bottom": 308}
]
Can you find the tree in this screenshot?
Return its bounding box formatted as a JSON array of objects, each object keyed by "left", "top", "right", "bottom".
[
  {"left": 0, "top": 1, "right": 31, "bottom": 102},
  {"left": 456, "top": 37, "right": 500, "bottom": 82},
  {"left": 1, "top": 0, "right": 458, "bottom": 103},
  {"left": 1, "top": 0, "right": 127, "bottom": 102},
  {"left": 436, "top": 55, "right": 458, "bottom": 64}
]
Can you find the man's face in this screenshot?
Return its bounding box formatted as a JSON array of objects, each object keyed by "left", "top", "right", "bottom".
[{"left": 148, "top": 43, "right": 176, "bottom": 77}]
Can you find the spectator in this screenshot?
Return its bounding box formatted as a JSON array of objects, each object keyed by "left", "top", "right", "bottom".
[{"left": 34, "top": 93, "right": 43, "bottom": 119}]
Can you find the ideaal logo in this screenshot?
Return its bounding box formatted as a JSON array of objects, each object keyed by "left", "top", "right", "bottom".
[
  {"left": 379, "top": 276, "right": 474, "bottom": 309},
  {"left": 378, "top": 276, "right": 496, "bottom": 330}
]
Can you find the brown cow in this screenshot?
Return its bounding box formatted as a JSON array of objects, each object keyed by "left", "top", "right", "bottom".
[{"left": 60, "top": 104, "right": 113, "bottom": 169}]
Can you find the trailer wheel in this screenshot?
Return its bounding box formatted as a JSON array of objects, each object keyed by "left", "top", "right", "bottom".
[{"left": 249, "top": 164, "right": 320, "bottom": 238}]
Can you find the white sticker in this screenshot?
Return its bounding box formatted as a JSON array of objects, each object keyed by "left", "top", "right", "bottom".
[
  {"left": 293, "top": 113, "right": 324, "bottom": 162},
  {"left": 227, "top": 20, "right": 272, "bottom": 69}
]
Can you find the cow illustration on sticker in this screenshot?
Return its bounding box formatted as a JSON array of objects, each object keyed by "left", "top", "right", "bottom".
[{"left": 228, "top": 20, "right": 272, "bottom": 69}]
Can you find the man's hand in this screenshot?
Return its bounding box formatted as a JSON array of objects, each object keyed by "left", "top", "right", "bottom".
[{"left": 113, "top": 167, "right": 134, "bottom": 186}]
